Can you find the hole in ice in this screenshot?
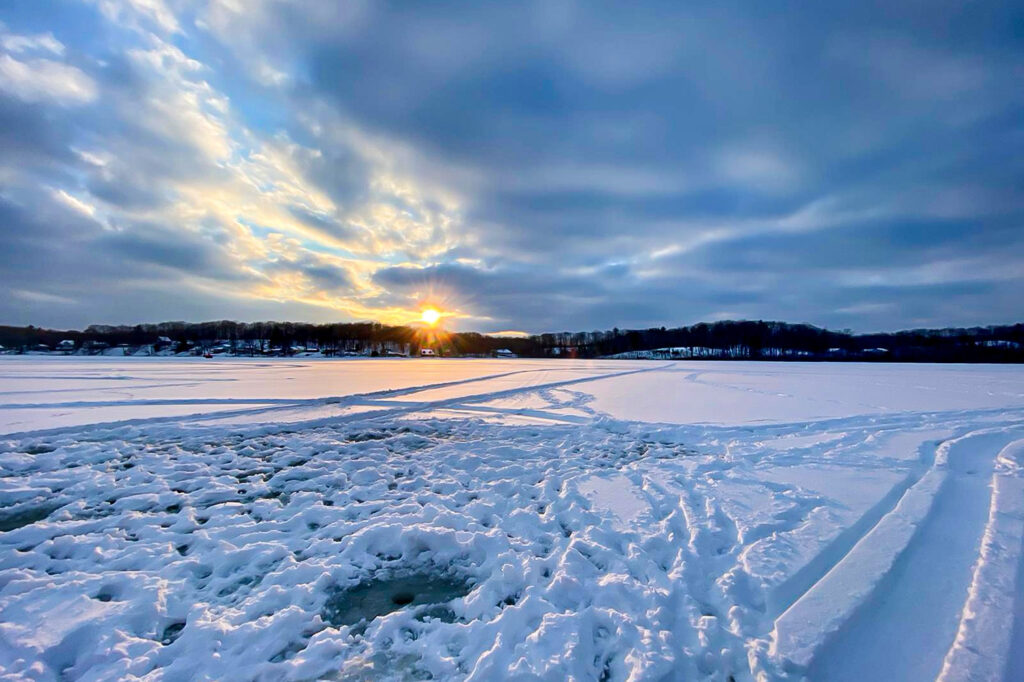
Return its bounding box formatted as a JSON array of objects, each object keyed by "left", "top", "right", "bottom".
[
  {"left": 323, "top": 573, "right": 473, "bottom": 628},
  {"left": 0, "top": 504, "right": 61, "bottom": 532},
  {"left": 22, "top": 443, "right": 55, "bottom": 455},
  {"left": 160, "top": 622, "right": 186, "bottom": 645},
  {"left": 391, "top": 592, "right": 415, "bottom": 606}
]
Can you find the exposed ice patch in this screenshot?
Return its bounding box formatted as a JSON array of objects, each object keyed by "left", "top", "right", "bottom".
[
  {"left": 0, "top": 503, "right": 60, "bottom": 532},
  {"left": 323, "top": 571, "right": 473, "bottom": 628}
]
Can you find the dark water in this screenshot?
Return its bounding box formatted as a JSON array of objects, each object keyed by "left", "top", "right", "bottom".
[
  {"left": 323, "top": 573, "right": 472, "bottom": 627},
  {"left": 0, "top": 504, "right": 60, "bottom": 532}
]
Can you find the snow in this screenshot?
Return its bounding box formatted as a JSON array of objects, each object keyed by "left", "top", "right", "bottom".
[
  {"left": 1, "top": 356, "right": 1023, "bottom": 680},
  {"left": 577, "top": 473, "right": 649, "bottom": 529},
  {"left": 583, "top": 362, "right": 1024, "bottom": 424}
]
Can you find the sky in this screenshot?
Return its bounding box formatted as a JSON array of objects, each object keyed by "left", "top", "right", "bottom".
[{"left": 0, "top": 0, "right": 1022, "bottom": 334}]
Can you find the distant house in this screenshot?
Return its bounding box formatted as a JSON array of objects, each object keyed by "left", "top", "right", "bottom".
[
  {"left": 983, "top": 340, "right": 1021, "bottom": 349},
  {"left": 58, "top": 339, "right": 75, "bottom": 352},
  {"left": 83, "top": 340, "right": 109, "bottom": 354},
  {"left": 494, "top": 348, "right": 517, "bottom": 358},
  {"left": 420, "top": 348, "right": 436, "bottom": 357}
]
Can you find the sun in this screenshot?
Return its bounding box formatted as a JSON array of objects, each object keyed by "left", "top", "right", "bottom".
[{"left": 420, "top": 308, "right": 442, "bottom": 326}]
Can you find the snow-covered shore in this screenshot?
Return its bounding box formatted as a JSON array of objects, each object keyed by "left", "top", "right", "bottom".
[{"left": 1, "top": 358, "right": 1023, "bottom": 680}]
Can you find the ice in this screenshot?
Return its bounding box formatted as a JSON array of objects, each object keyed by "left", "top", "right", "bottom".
[
  {"left": 322, "top": 572, "right": 472, "bottom": 628},
  {"left": 1, "top": 356, "right": 1023, "bottom": 680},
  {"left": 0, "top": 503, "right": 61, "bottom": 532}
]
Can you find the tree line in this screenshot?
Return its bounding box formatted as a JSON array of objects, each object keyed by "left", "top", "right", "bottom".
[
  {"left": 534, "top": 320, "right": 1024, "bottom": 362},
  {"left": 0, "top": 321, "right": 536, "bottom": 357},
  {"left": 1, "top": 319, "right": 1022, "bottom": 362}
]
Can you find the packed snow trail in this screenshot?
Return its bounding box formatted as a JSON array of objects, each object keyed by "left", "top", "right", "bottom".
[{"left": 806, "top": 430, "right": 1022, "bottom": 682}]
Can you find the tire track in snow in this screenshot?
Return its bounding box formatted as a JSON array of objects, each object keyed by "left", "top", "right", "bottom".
[
  {"left": 764, "top": 432, "right": 943, "bottom": 620},
  {"left": 0, "top": 368, "right": 561, "bottom": 437},
  {"left": 939, "top": 439, "right": 1024, "bottom": 682},
  {"left": 804, "top": 429, "right": 1023, "bottom": 682},
  {"left": 320, "top": 363, "right": 669, "bottom": 425},
  {"left": 1, "top": 364, "right": 670, "bottom": 438}
]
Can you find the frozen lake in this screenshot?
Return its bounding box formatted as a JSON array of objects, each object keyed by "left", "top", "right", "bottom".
[{"left": 1, "top": 357, "right": 1023, "bottom": 680}]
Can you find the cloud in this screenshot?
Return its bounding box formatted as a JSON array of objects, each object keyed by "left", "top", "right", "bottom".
[
  {"left": 11, "top": 289, "right": 77, "bottom": 305},
  {"left": 0, "top": 54, "right": 96, "bottom": 104},
  {"left": 51, "top": 189, "right": 98, "bottom": 217},
  {"left": 1, "top": 30, "right": 64, "bottom": 56},
  {"left": 91, "top": 0, "right": 180, "bottom": 35},
  {"left": 0, "top": 0, "right": 1022, "bottom": 332}
]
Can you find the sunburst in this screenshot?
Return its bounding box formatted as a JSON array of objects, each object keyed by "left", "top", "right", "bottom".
[{"left": 421, "top": 308, "right": 442, "bottom": 326}]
